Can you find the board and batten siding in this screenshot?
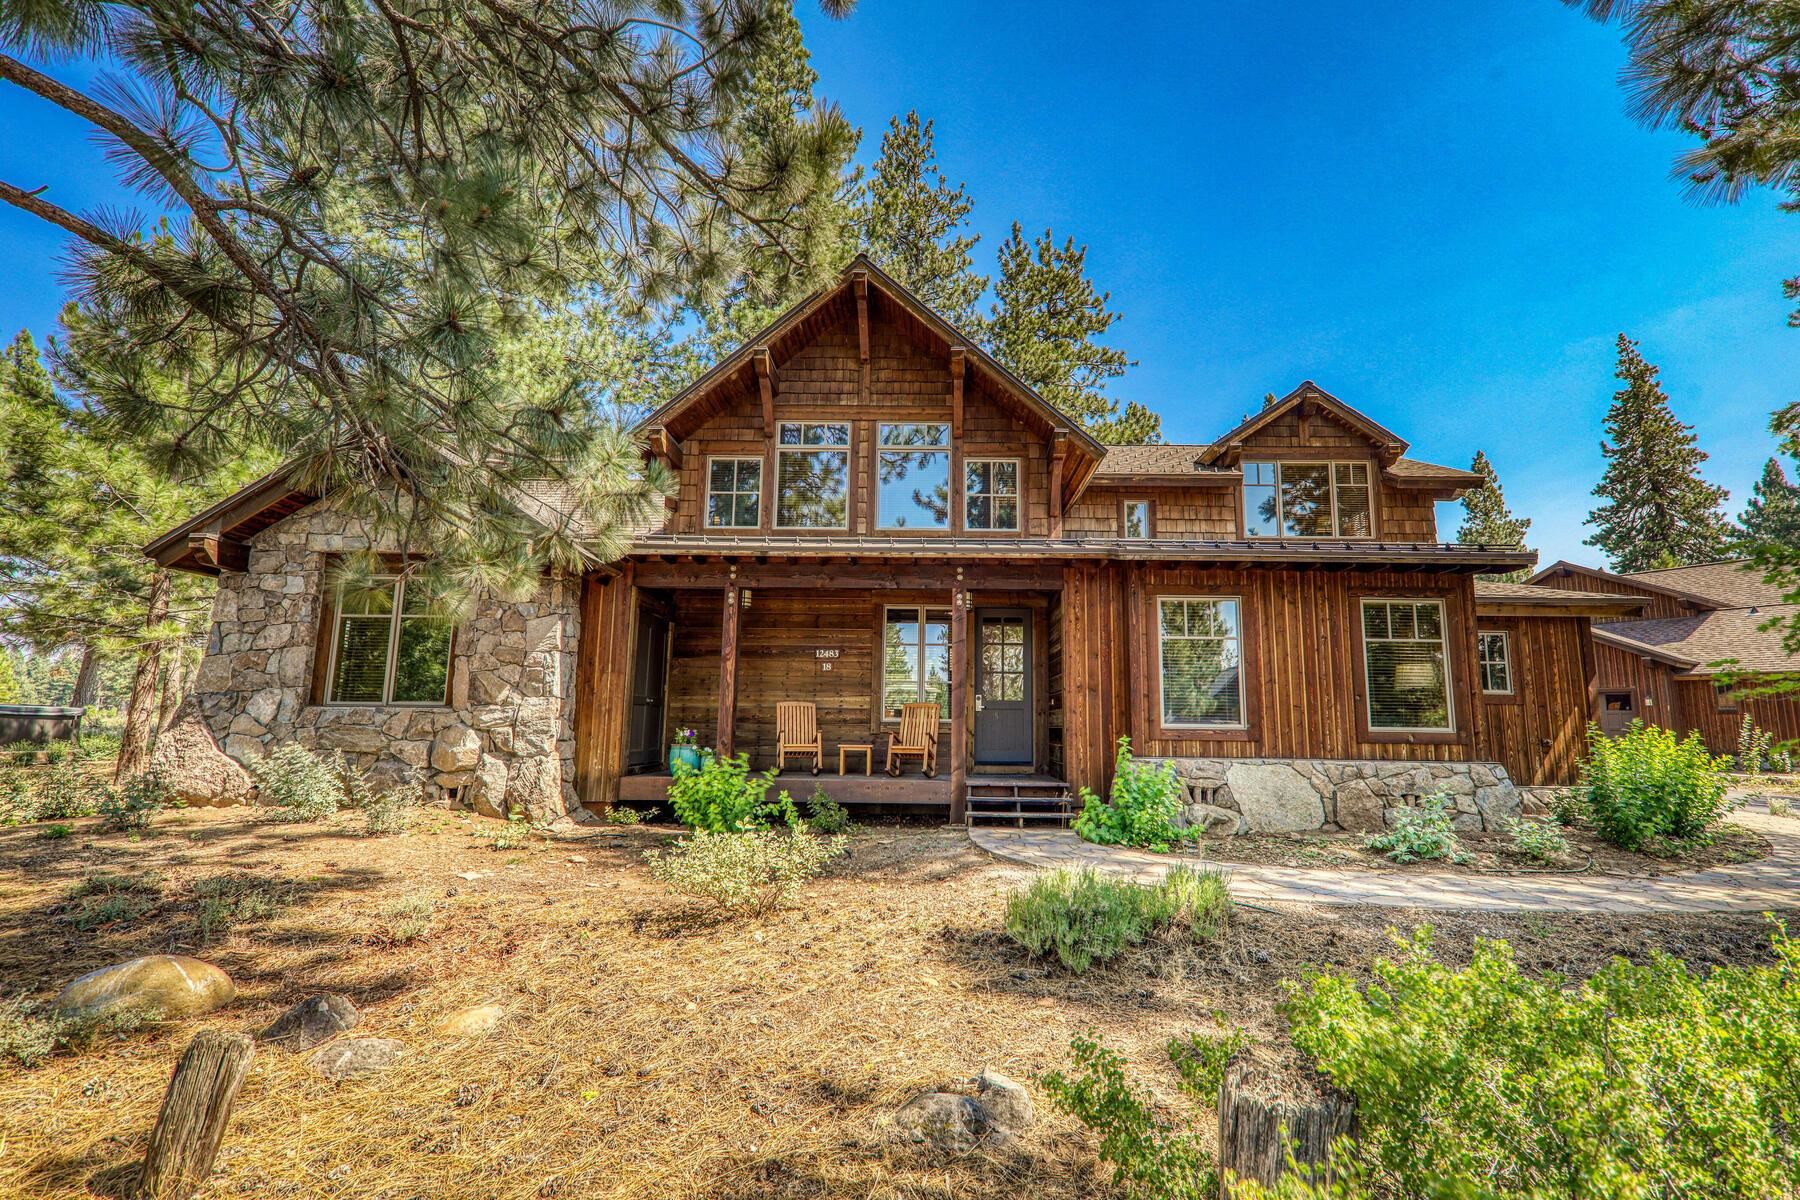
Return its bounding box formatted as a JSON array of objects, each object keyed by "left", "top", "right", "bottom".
[{"left": 1471, "top": 614, "right": 1593, "bottom": 787}]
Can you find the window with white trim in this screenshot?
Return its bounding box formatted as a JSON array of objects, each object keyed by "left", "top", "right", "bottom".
[
  {"left": 705, "top": 457, "right": 762, "bottom": 529},
  {"left": 1243, "top": 461, "right": 1372, "bottom": 538},
  {"left": 1157, "top": 597, "right": 1244, "bottom": 727},
  {"left": 327, "top": 577, "right": 453, "bottom": 705},
  {"left": 877, "top": 423, "right": 951, "bottom": 529},
  {"left": 1360, "top": 599, "right": 1452, "bottom": 731},
  {"left": 1477, "top": 630, "right": 1513, "bottom": 694},
  {"left": 964, "top": 459, "right": 1019, "bottom": 531},
  {"left": 776, "top": 422, "right": 850, "bottom": 528},
  {"left": 881, "top": 606, "right": 951, "bottom": 719}
]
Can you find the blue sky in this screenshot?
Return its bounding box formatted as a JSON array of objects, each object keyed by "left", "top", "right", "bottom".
[{"left": 1, "top": 2, "right": 1794, "bottom": 568}]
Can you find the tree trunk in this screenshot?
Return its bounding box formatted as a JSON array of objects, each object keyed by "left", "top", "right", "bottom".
[
  {"left": 158, "top": 645, "right": 188, "bottom": 732},
  {"left": 71, "top": 644, "right": 100, "bottom": 708},
  {"left": 1216, "top": 1067, "right": 1357, "bottom": 1198},
  {"left": 115, "top": 569, "right": 170, "bottom": 782},
  {"left": 135, "top": 1029, "right": 254, "bottom": 1200}
]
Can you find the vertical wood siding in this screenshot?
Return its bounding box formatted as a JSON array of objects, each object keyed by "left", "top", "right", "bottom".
[
  {"left": 1471, "top": 615, "right": 1593, "bottom": 786},
  {"left": 573, "top": 571, "right": 638, "bottom": 808}
]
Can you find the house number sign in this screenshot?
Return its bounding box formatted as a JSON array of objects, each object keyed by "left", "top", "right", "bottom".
[{"left": 816, "top": 648, "right": 839, "bottom": 672}]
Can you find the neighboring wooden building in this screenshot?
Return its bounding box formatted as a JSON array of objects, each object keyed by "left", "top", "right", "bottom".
[
  {"left": 149, "top": 256, "right": 1632, "bottom": 829},
  {"left": 1528, "top": 559, "right": 1800, "bottom": 755}
]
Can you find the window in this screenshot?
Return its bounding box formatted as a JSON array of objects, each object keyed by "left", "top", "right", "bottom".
[
  {"left": 1360, "top": 599, "right": 1452, "bottom": 732},
  {"left": 1714, "top": 683, "right": 1740, "bottom": 713},
  {"left": 327, "top": 577, "right": 453, "bottom": 705},
  {"left": 877, "top": 423, "right": 951, "bottom": 529},
  {"left": 1157, "top": 597, "right": 1244, "bottom": 728},
  {"left": 1123, "top": 500, "right": 1152, "bottom": 539},
  {"left": 965, "top": 459, "right": 1019, "bottom": 531},
  {"left": 1242, "top": 461, "right": 1373, "bottom": 538},
  {"left": 776, "top": 422, "right": 850, "bottom": 528},
  {"left": 705, "top": 457, "right": 761, "bottom": 529},
  {"left": 1477, "top": 630, "right": 1513, "bottom": 694},
  {"left": 882, "top": 606, "right": 951, "bottom": 720}
]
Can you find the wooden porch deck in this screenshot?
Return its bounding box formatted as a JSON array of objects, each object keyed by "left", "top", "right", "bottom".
[{"left": 614, "top": 771, "right": 1066, "bottom": 809}]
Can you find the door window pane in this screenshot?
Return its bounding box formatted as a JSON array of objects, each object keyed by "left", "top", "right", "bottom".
[
  {"left": 878, "top": 424, "right": 951, "bottom": 530},
  {"left": 1158, "top": 598, "right": 1244, "bottom": 727},
  {"left": 1362, "top": 599, "right": 1452, "bottom": 731}
]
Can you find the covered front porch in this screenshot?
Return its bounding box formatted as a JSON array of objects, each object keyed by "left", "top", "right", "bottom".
[{"left": 578, "top": 556, "right": 1075, "bottom": 822}]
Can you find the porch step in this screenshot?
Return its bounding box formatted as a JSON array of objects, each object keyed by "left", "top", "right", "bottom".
[{"left": 964, "top": 780, "right": 1077, "bottom": 828}]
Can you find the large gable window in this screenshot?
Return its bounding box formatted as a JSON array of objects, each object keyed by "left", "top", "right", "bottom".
[
  {"left": 1157, "top": 597, "right": 1244, "bottom": 728},
  {"left": 882, "top": 606, "right": 950, "bottom": 719},
  {"left": 877, "top": 423, "right": 951, "bottom": 529},
  {"left": 776, "top": 422, "right": 850, "bottom": 529},
  {"left": 1243, "top": 461, "right": 1372, "bottom": 538},
  {"left": 706, "top": 457, "right": 762, "bottom": 529},
  {"left": 1361, "top": 599, "right": 1452, "bottom": 732},
  {"left": 965, "top": 459, "right": 1019, "bottom": 531},
  {"left": 327, "top": 577, "right": 453, "bottom": 706}
]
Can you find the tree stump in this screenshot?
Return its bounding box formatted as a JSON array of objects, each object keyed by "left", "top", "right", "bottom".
[
  {"left": 1216, "top": 1067, "right": 1356, "bottom": 1198},
  {"left": 136, "top": 1030, "right": 255, "bottom": 1200}
]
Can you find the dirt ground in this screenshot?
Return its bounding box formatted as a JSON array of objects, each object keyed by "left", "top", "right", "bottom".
[
  {"left": 1197, "top": 821, "right": 1773, "bottom": 875},
  {"left": 1, "top": 808, "right": 1792, "bottom": 1200}
]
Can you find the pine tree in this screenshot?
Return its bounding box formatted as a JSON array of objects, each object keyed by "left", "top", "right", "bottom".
[
  {"left": 858, "top": 112, "right": 987, "bottom": 328},
  {"left": 0, "top": 2, "right": 855, "bottom": 597},
  {"left": 1585, "top": 335, "right": 1736, "bottom": 572},
  {"left": 1457, "top": 451, "right": 1534, "bottom": 582},
  {"left": 983, "top": 223, "right": 1158, "bottom": 444},
  {"left": 1737, "top": 457, "right": 1800, "bottom": 552}
]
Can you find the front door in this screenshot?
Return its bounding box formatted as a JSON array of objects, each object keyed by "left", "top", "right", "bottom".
[
  {"left": 627, "top": 608, "right": 670, "bottom": 771},
  {"left": 974, "top": 608, "right": 1032, "bottom": 765},
  {"left": 1597, "top": 689, "right": 1637, "bottom": 737}
]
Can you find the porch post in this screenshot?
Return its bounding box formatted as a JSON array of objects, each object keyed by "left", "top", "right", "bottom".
[
  {"left": 717, "top": 582, "right": 739, "bottom": 760},
  {"left": 950, "top": 579, "right": 969, "bottom": 824}
]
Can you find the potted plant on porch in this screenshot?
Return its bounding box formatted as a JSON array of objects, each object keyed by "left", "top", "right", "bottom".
[{"left": 669, "top": 728, "right": 703, "bottom": 774}]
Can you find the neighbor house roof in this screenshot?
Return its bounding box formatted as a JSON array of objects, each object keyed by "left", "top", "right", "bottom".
[
  {"left": 1472, "top": 580, "right": 1649, "bottom": 618},
  {"left": 1615, "top": 560, "right": 1781, "bottom": 610},
  {"left": 1593, "top": 605, "right": 1799, "bottom": 677}
]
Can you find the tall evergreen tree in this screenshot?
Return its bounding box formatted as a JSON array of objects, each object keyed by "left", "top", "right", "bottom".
[
  {"left": 1457, "top": 451, "right": 1534, "bottom": 581},
  {"left": 983, "top": 223, "right": 1159, "bottom": 444},
  {"left": 1737, "top": 457, "right": 1800, "bottom": 552},
  {"left": 1585, "top": 335, "right": 1736, "bottom": 572},
  {"left": 0, "top": 1, "right": 855, "bottom": 600},
  {"left": 858, "top": 112, "right": 987, "bottom": 328}
]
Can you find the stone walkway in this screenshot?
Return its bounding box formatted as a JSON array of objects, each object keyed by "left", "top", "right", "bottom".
[{"left": 969, "top": 799, "right": 1800, "bottom": 913}]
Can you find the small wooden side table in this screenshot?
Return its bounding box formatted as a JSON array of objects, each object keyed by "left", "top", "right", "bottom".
[{"left": 838, "top": 744, "right": 872, "bottom": 776}]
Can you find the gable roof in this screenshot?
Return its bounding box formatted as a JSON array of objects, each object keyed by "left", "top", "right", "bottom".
[
  {"left": 1197, "top": 381, "right": 1408, "bottom": 467},
  {"left": 1594, "top": 606, "right": 1799, "bottom": 677},
  {"left": 1616, "top": 560, "right": 1781, "bottom": 609}
]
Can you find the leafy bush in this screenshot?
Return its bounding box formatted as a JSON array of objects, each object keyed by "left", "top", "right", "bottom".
[
  {"left": 668, "top": 753, "right": 781, "bottom": 832},
  {"left": 361, "top": 781, "right": 422, "bottom": 835},
  {"left": 604, "top": 805, "right": 644, "bottom": 825},
  {"left": 1770, "top": 795, "right": 1795, "bottom": 818},
  {"left": 804, "top": 784, "right": 852, "bottom": 834},
  {"left": 251, "top": 743, "right": 347, "bottom": 821},
  {"left": 1073, "top": 738, "right": 1194, "bottom": 852},
  {"left": 0, "top": 995, "right": 160, "bottom": 1068},
  {"left": 1736, "top": 714, "right": 1793, "bottom": 775},
  {"left": 37, "top": 760, "right": 100, "bottom": 820},
  {"left": 1004, "top": 865, "right": 1229, "bottom": 974},
  {"left": 1548, "top": 787, "right": 1584, "bottom": 826},
  {"left": 1040, "top": 1032, "right": 1217, "bottom": 1200},
  {"left": 37, "top": 823, "right": 72, "bottom": 840},
  {"left": 76, "top": 733, "right": 121, "bottom": 762},
  {"left": 1365, "top": 793, "right": 1466, "bottom": 863},
  {"left": 485, "top": 812, "right": 532, "bottom": 850},
  {"left": 189, "top": 873, "right": 293, "bottom": 943},
  {"left": 1283, "top": 924, "right": 1800, "bottom": 1200},
  {"left": 1167, "top": 1028, "right": 1250, "bottom": 1101},
  {"left": 381, "top": 893, "right": 438, "bottom": 942},
  {"left": 63, "top": 870, "right": 165, "bottom": 930},
  {"left": 99, "top": 770, "right": 176, "bottom": 832},
  {"left": 1580, "top": 720, "right": 1735, "bottom": 850},
  {"left": 645, "top": 828, "right": 845, "bottom": 914},
  {"left": 1500, "top": 814, "right": 1570, "bottom": 863}
]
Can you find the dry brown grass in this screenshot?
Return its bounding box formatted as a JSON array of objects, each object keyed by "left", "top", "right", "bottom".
[{"left": 1, "top": 807, "right": 1791, "bottom": 1199}]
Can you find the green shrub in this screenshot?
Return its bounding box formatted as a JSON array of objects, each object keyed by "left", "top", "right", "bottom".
[
  {"left": 485, "top": 812, "right": 532, "bottom": 850},
  {"left": 1365, "top": 793, "right": 1466, "bottom": 863},
  {"left": 361, "top": 781, "right": 421, "bottom": 835},
  {"left": 1004, "top": 865, "right": 1229, "bottom": 974},
  {"left": 1770, "top": 795, "right": 1795, "bottom": 818},
  {"left": 668, "top": 753, "right": 780, "bottom": 832},
  {"left": 1167, "top": 1027, "right": 1250, "bottom": 1101},
  {"left": 604, "top": 805, "right": 644, "bottom": 825},
  {"left": 75, "top": 733, "right": 121, "bottom": 762},
  {"left": 1548, "top": 787, "right": 1584, "bottom": 826},
  {"left": 645, "top": 828, "right": 845, "bottom": 914},
  {"left": 0, "top": 995, "right": 161, "bottom": 1067},
  {"left": 1282, "top": 924, "right": 1800, "bottom": 1200},
  {"left": 251, "top": 743, "right": 346, "bottom": 821},
  {"left": 2, "top": 740, "right": 41, "bottom": 765},
  {"left": 1073, "top": 738, "right": 1194, "bottom": 852},
  {"left": 1580, "top": 720, "right": 1734, "bottom": 850},
  {"left": 99, "top": 770, "right": 176, "bottom": 832},
  {"left": 381, "top": 893, "right": 437, "bottom": 942},
  {"left": 189, "top": 873, "right": 293, "bottom": 942},
  {"left": 1500, "top": 814, "right": 1570, "bottom": 863},
  {"left": 37, "top": 823, "right": 72, "bottom": 840},
  {"left": 1040, "top": 1032, "right": 1217, "bottom": 1200},
  {"left": 37, "top": 759, "right": 99, "bottom": 820},
  {"left": 804, "top": 784, "right": 852, "bottom": 834},
  {"left": 62, "top": 871, "right": 164, "bottom": 931}
]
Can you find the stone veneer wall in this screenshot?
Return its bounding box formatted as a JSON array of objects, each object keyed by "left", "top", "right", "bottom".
[
  {"left": 1146, "top": 757, "right": 1523, "bottom": 835},
  {"left": 188, "top": 500, "right": 583, "bottom": 820}
]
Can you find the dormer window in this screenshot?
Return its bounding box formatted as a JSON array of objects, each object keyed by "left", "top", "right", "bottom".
[{"left": 1242, "top": 461, "right": 1372, "bottom": 539}]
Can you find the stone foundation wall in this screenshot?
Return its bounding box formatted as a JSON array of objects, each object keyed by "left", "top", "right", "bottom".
[
  {"left": 187, "top": 501, "right": 582, "bottom": 820},
  {"left": 1147, "top": 756, "right": 1523, "bottom": 835}
]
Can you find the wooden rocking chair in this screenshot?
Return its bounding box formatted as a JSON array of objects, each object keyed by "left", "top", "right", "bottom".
[
  {"left": 776, "top": 701, "right": 822, "bottom": 775},
  {"left": 885, "top": 701, "right": 941, "bottom": 778}
]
